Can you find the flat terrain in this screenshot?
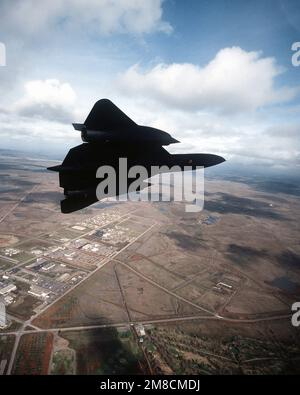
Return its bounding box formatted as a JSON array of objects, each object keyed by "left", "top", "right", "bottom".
[
  {"left": 12, "top": 332, "right": 53, "bottom": 375},
  {"left": 0, "top": 150, "right": 299, "bottom": 375},
  {"left": 143, "top": 319, "right": 300, "bottom": 374},
  {"left": 0, "top": 335, "right": 15, "bottom": 375},
  {"left": 59, "top": 328, "right": 145, "bottom": 375}
]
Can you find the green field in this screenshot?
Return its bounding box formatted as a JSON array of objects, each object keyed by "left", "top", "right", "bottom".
[{"left": 61, "top": 328, "right": 146, "bottom": 375}]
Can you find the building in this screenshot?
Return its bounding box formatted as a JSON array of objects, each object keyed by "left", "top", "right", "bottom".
[
  {"left": 28, "top": 285, "right": 51, "bottom": 299},
  {"left": 3, "top": 248, "right": 20, "bottom": 256},
  {"left": 217, "top": 282, "right": 233, "bottom": 290},
  {"left": 0, "top": 282, "right": 17, "bottom": 295},
  {"left": 0, "top": 298, "right": 6, "bottom": 328},
  {"left": 136, "top": 324, "right": 146, "bottom": 337},
  {"left": 42, "top": 262, "right": 56, "bottom": 271},
  {"left": 4, "top": 295, "right": 14, "bottom": 304},
  {"left": 57, "top": 273, "right": 70, "bottom": 282},
  {"left": 72, "top": 225, "right": 86, "bottom": 231}
]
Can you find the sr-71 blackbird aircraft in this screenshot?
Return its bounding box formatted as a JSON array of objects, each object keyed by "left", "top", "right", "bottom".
[{"left": 48, "top": 99, "right": 225, "bottom": 213}]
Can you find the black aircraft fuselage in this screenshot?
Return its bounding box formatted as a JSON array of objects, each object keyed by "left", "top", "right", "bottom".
[{"left": 48, "top": 99, "right": 225, "bottom": 213}]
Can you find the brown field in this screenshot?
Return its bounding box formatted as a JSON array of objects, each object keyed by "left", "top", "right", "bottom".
[
  {"left": 12, "top": 332, "right": 53, "bottom": 375},
  {"left": 0, "top": 234, "right": 19, "bottom": 247},
  {"left": 1, "top": 153, "right": 300, "bottom": 375},
  {"left": 0, "top": 335, "right": 15, "bottom": 375}
]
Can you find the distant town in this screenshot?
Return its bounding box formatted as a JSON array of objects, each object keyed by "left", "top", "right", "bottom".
[{"left": 0, "top": 211, "right": 145, "bottom": 328}]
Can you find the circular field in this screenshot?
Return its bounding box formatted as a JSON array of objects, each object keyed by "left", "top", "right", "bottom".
[{"left": 0, "top": 234, "right": 19, "bottom": 247}]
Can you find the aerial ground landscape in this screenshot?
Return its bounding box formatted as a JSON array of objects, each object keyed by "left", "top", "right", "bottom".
[
  {"left": 0, "top": 149, "right": 299, "bottom": 375},
  {"left": 0, "top": 0, "right": 299, "bottom": 382}
]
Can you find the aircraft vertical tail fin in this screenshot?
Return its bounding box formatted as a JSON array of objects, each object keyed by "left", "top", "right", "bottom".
[{"left": 84, "top": 99, "right": 137, "bottom": 131}]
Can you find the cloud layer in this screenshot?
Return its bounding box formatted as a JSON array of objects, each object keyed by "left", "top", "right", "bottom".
[
  {"left": 117, "top": 47, "right": 298, "bottom": 113},
  {"left": 0, "top": 0, "right": 172, "bottom": 36},
  {"left": 0, "top": 44, "right": 299, "bottom": 167},
  {"left": 14, "top": 79, "right": 77, "bottom": 123}
]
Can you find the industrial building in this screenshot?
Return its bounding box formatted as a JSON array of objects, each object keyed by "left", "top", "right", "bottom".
[
  {"left": 0, "top": 282, "right": 17, "bottom": 295},
  {"left": 28, "top": 285, "right": 51, "bottom": 299}
]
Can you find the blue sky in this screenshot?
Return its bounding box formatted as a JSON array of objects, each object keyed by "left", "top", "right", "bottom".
[{"left": 0, "top": 0, "right": 299, "bottom": 168}]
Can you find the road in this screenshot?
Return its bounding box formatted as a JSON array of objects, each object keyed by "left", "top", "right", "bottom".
[
  {"left": 1, "top": 207, "right": 293, "bottom": 375},
  {"left": 0, "top": 186, "right": 37, "bottom": 225},
  {"left": 113, "top": 258, "right": 216, "bottom": 316},
  {"left": 27, "top": 220, "right": 157, "bottom": 326},
  {"left": 6, "top": 327, "right": 23, "bottom": 375},
  {"left": 3, "top": 218, "right": 157, "bottom": 373},
  {"left": 1, "top": 312, "right": 291, "bottom": 338},
  {"left": 114, "top": 264, "right": 132, "bottom": 322}
]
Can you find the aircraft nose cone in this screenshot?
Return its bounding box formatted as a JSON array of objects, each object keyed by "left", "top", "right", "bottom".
[
  {"left": 216, "top": 155, "right": 226, "bottom": 164},
  {"left": 201, "top": 154, "right": 226, "bottom": 168}
]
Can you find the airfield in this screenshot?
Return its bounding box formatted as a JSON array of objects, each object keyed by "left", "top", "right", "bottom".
[{"left": 0, "top": 150, "right": 299, "bottom": 375}]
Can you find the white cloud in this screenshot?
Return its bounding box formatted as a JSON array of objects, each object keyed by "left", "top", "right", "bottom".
[
  {"left": 106, "top": 87, "right": 300, "bottom": 167},
  {"left": 265, "top": 123, "right": 300, "bottom": 138},
  {"left": 0, "top": 0, "right": 172, "bottom": 36},
  {"left": 14, "top": 79, "right": 77, "bottom": 122},
  {"left": 1, "top": 46, "right": 299, "bottom": 168},
  {"left": 117, "top": 47, "right": 298, "bottom": 113},
  {"left": 0, "top": 110, "right": 81, "bottom": 156}
]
